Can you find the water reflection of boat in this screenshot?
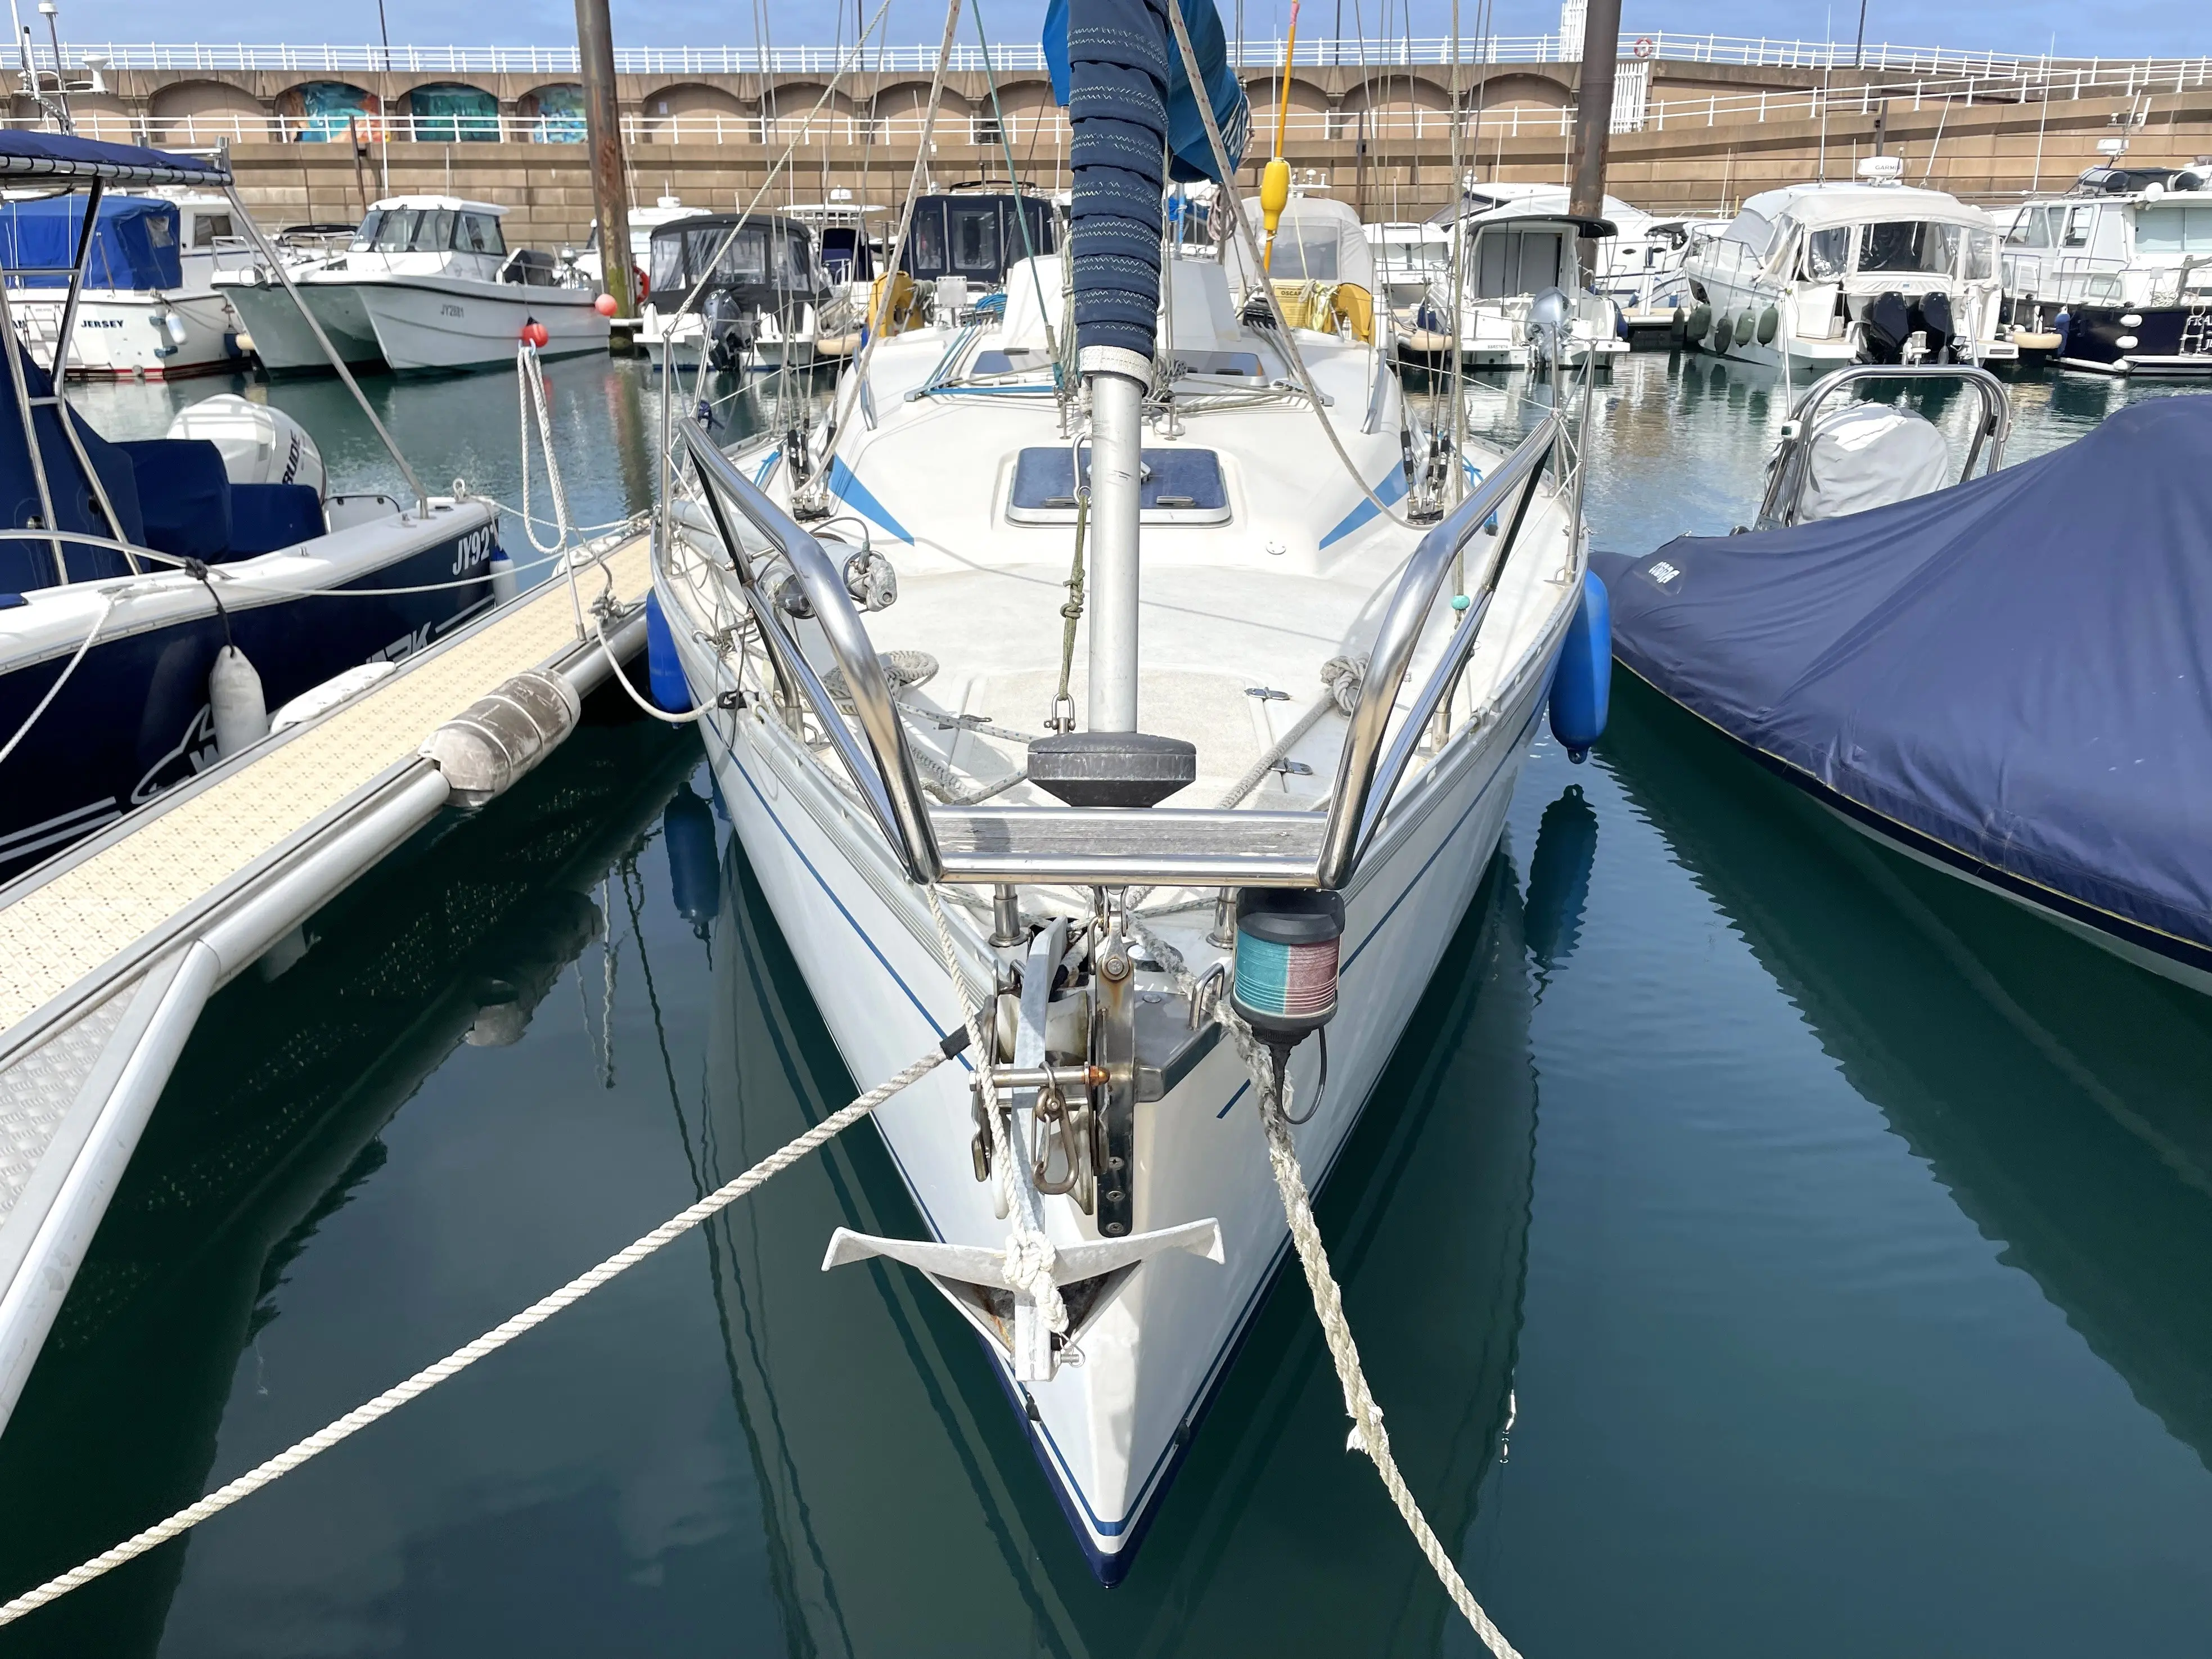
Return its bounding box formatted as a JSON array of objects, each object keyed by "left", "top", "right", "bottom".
[
  {"left": 0, "top": 713, "right": 698, "bottom": 1653},
  {"left": 693, "top": 831, "right": 1540, "bottom": 1646},
  {"left": 1606, "top": 677, "right": 2212, "bottom": 1472}
]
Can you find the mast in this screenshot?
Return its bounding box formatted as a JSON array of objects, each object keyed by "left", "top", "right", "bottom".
[{"left": 1067, "top": 0, "right": 1174, "bottom": 733}]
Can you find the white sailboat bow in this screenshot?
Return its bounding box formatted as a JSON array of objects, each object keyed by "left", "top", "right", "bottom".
[{"left": 650, "top": 0, "right": 1598, "bottom": 1581}]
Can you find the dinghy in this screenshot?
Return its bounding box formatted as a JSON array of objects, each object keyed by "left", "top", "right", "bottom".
[
  {"left": 649, "top": 0, "right": 1599, "bottom": 1579},
  {"left": 0, "top": 132, "right": 506, "bottom": 883},
  {"left": 1600, "top": 367, "right": 2212, "bottom": 993}
]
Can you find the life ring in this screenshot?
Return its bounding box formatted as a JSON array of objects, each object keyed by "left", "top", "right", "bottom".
[
  {"left": 635, "top": 268, "right": 650, "bottom": 302},
  {"left": 1632, "top": 35, "right": 1655, "bottom": 58}
]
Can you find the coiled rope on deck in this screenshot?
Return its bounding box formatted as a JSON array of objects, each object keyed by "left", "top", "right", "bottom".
[{"left": 0, "top": 1036, "right": 962, "bottom": 1631}]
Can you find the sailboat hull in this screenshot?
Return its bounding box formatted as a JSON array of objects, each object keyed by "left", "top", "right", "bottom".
[{"left": 677, "top": 608, "right": 1558, "bottom": 1576}]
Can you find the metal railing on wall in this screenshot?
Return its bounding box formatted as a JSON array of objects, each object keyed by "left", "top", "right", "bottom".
[
  {"left": 54, "top": 55, "right": 2210, "bottom": 153},
  {"left": 8, "top": 35, "right": 2209, "bottom": 78}
]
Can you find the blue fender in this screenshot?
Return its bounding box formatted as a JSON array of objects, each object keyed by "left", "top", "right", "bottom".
[
  {"left": 663, "top": 785, "right": 720, "bottom": 937},
  {"left": 645, "top": 588, "right": 692, "bottom": 714},
  {"left": 1548, "top": 568, "right": 1611, "bottom": 763}
]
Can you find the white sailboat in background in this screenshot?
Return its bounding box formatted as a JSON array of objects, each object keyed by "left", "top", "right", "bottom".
[{"left": 649, "top": 0, "right": 1603, "bottom": 1584}]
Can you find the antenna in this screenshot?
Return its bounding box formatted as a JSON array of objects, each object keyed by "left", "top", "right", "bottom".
[{"left": 36, "top": 1, "right": 70, "bottom": 132}]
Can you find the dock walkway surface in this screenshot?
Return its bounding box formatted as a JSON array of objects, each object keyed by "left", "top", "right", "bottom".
[{"left": 0, "top": 533, "right": 653, "bottom": 1435}]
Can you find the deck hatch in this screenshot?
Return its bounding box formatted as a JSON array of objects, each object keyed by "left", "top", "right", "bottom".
[{"left": 1007, "top": 447, "right": 1231, "bottom": 526}]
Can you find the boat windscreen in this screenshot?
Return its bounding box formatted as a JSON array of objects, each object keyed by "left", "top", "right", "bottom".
[
  {"left": 1858, "top": 220, "right": 1963, "bottom": 274},
  {"left": 1272, "top": 228, "right": 1339, "bottom": 281}
]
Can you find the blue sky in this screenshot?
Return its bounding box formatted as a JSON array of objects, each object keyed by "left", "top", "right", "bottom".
[{"left": 57, "top": 0, "right": 2191, "bottom": 63}]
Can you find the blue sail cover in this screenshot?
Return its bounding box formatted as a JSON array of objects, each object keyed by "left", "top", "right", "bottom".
[
  {"left": 0, "top": 195, "right": 183, "bottom": 290},
  {"left": 1044, "top": 0, "right": 1247, "bottom": 361},
  {"left": 1596, "top": 395, "right": 2212, "bottom": 974}
]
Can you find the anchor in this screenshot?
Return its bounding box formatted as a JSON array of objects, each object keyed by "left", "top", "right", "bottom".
[{"left": 823, "top": 916, "right": 1223, "bottom": 1382}]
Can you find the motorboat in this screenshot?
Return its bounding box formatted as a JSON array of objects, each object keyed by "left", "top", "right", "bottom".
[
  {"left": 1600, "top": 364, "right": 2212, "bottom": 992},
  {"left": 1414, "top": 188, "right": 1626, "bottom": 368},
  {"left": 1999, "top": 161, "right": 2212, "bottom": 375},
  {"left": 0, "top": 133, "right": 507, "bottom": 883},
  {"left": 1681, "top": 164, "right": 2016, "bottom": 369},
  {"left": 892, "top": 188, "right": 1063, "bottom": 330},
  {"left": 1431, "top": 182, "right": 1715, "bottom": 327},
  {"left": 218, "top": 195, "right": 609, "bottom": 375},
  {"left": 637, "top": 213, "right": 834, "bottom": 372},
  {"left": 646, "top": 0, "right": 1601, "bottom": 1582},
  {"left": 574, "top": 192, "right": 703, "bottom": 292},
  {"left": 786, "top": 200, "right": 887, "bottom": 362},
  {"left": 2, "top": 190, "right": 251, "bottom": 378}
]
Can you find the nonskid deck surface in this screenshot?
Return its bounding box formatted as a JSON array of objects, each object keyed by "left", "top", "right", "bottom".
[{"left": 0, "top": 537, "right": 650, "bottom": 1429}]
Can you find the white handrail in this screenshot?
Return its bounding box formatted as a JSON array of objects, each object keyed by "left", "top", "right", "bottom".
[{"left": 6, "top": 37, "right": 2206, "bottom": 76}]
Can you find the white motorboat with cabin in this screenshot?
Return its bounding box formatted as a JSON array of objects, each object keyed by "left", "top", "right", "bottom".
[
  {"left": 646, "top": 0, "right": 1602, "bottom": 1587},
  {"left": 3, "top": 190, "right": 250, "bottom": 377},
  {"left": 219, "top": 196, "right": 609, "bottom": 375},
  {"left": 1414, "top": 188, "right": 1627, "bottom": 368},
  {"left": 574, "top": 193, "right": 702, "bottom": 291},
  {"left": 1682, "top": 163, "right": 2015, "bottom": 368},
  {"left": 1999, "top": 160, "right": 2212, "bottom": 375}
]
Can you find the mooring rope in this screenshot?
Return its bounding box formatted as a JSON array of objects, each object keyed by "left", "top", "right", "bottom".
[
  {"left": 0, "top": 1036, "right": 962, "bottom": 1631},
  {"left": 1226, "top": 1016, "right": 1523, "bottom": 1659}
]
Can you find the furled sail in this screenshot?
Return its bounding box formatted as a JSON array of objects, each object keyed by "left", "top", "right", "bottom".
[{"left": 1044, "top": 0, "right": 1249, "bottom": 363}]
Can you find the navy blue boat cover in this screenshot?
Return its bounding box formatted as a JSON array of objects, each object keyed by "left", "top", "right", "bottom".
[
  {"left": 0, "top": 128, "right": 229, "bottom": 186},
  {"left": 1596, "top": 395, "right": 2212, "bottom": 966},
  {"left": 0, "top": 194, "right": 183, "bottom": 288}
]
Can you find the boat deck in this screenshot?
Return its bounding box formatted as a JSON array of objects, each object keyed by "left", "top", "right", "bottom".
[{"left": 0, "top": 535, "right": 651, "bottom": 1431}]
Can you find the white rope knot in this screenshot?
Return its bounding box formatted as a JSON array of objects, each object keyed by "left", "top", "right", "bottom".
[
  {"left": 1002, "top": 1228, "right": 1068, "bottom": 1333},
  {"left": 1322, "top": 652, "right": 1368, "bottom": 716}
]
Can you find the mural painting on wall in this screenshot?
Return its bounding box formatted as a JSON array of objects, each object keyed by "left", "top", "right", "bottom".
[
  {"left": 409, "top": 83, "right": 503, "bottom": 142},
  {"left": 529, "top": 85, "right": 586, "bottom": 143},
  {"left": 280, "top": 82, "right": 382, "bottom": 143}
]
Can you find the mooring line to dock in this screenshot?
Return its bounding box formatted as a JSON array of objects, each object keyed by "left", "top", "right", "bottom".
[
  {"left": 0, "top": 1034, "right": 967, "bottom": 1630},
  {"left": 1143, "top": 904, "right": 1523, "bottom": 1659}
]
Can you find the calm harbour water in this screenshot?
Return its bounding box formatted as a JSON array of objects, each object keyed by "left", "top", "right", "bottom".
[{"left": 3, "top": 353, "right": 2209, "bottom": 1656}]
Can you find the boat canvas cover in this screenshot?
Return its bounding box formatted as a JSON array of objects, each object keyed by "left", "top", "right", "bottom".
[
  {"left": 1596, "top": 395, "right": 2212, "bottom": 962},
  {"left": 0, "top": 194, "right": 184, "bottom": 290}
]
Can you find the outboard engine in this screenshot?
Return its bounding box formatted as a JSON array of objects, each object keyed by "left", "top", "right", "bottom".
[
  {"left": 1859, "top": 291, "right": 1913, "bottom": 363},
  {"left": 702, "top": 288, "right": 755, "bottom": 372},
  {"left": 1918, "top": 291, "right": 1956, "bottom": 362},
  {"left": 1795, "top": 403, "right": 1953, "bottom": 521}
]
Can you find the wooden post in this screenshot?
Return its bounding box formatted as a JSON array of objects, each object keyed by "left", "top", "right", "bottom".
[
  {"left": 576, "top": 0, "right": 637, "bottom": 315},
  {"left": 1567, "top": 0, "right": 1621, "bottom": 266}
]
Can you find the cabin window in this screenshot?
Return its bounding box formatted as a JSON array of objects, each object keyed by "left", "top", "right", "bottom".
[
  {"left": 190, "top": 213, "right": 234, "bottom": 248},
  {"left": 1964, "top": 230, "right": 1996, "bottom": 280},
  {"left": 2062, "top": 206, "right": 2095, "bottom": 248},
  {"left": 909, "top": 202, "right": 946, "bottom": 276},
  {"left": 144, "top": 213, "right": 174, "bottom": 249},
  {"left": 458, "top": 212, "right": 505, "bottom": 255},
  {"left": 949, "top": 203, "right": 1000, "bottom": 274},
  {"left": 687, "top": 225, "right": 768, "bottom": 283},
  {"left": 650, "top": 233, "right": 686, "bottom": 294},
  {"left": 1804, "top": 226, "right": 1850, "bottom": 278},
  {"left": 1272, "top": 228, "right": 1340, "bottom": 281},
  {"left": 1470, "top": 228, "right": 1562, "bottom": 298},
  {"left": 1723, "top": 209, "right": 1774, "bottom": 256},
  {"left": 1858, "top": 220, "right": 1961, "bottom": 274},
  {"left": 351, "top": 209, "right": 382, "bottom": 250},
  {"left": 2006, "top": 207, "right": 2053, "bottom": 247},
  {"left": 2135, "top": 202, "right": 2212, "bottom": 253}
]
